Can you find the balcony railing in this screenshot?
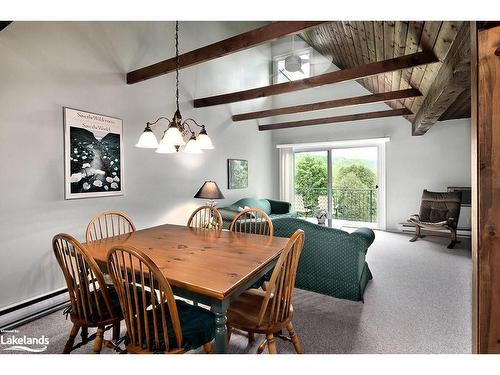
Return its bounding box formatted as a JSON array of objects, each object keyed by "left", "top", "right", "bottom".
[{"left": 295, "top": 187, "right": 377, "bottom": 223}]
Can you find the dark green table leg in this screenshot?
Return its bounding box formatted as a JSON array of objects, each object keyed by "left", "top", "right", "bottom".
[{"left": 211, "top": 300, "right": 229, "bottom": 354}]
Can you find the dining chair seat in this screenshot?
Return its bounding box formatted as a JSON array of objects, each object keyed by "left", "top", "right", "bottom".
[
  {"left": 226, "top": 289, "right": 292, "bottom": 334},
  {"left": 142, "top": 300, "right": 216, "bottom": 353}
]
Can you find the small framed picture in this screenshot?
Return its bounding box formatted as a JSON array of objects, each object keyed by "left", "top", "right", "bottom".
[
  {"left": 63, "top": 107, "right": 124, "bottom": 199},
  {"left": 228, "top": 159, "right": 248, "bottom": 189}
]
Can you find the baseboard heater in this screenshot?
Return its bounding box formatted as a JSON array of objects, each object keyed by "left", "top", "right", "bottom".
[
  {"left": 0, "top": 288, "right": 69, "bottom": 330},
  {"left": 399, "top": 222, "right": 471, "bottom": 238}
]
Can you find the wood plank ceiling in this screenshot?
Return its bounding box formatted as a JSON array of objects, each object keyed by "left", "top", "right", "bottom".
[{"left": 301, "top": 21, "right": 471, "bottom": 135}]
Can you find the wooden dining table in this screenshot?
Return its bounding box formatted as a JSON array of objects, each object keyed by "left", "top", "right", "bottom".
[{"left": 84, "top": 223, "right": 289, "bottom": 354}]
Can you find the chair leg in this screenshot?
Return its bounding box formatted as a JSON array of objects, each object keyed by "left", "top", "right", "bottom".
[
  {"left": 93, "top": 326, "right": 105, "bottom": 354},
  {"left": 266, "top": 333, "right": 277, "bottom": 354},
  {"left": 409, "top": 225, "right": 422, "bottom": 242},
  {"left": 203, "top": 342, "right": 213, "bottom": 354},
  {"left": 447, "top": 228, "right": 460, "bottom": 249},
  {"left": 112, "top": 321, "right": 120, "bottom": 341},
  {"left": 248, "top": 332, "right": 255, "bottom": 343},
  {"left": 286, "top": 322, "right": 303, "bottom": 354},
  {"left": 80, "top": 327, "right": 88, "bottom": 343},
  {"left": 256, "top": 339, "right": 268, "bottom": 354},
  {"left": 63, "top": 324, "right": 80, "bottom": 354}
]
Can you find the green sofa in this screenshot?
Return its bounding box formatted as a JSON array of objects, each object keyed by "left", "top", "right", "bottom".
[
  {"left": 218, "top": 198, "right": 297, "bottom": 229},
  {"left": 272, "top": 218, "right": 375, "bottom": 302}
]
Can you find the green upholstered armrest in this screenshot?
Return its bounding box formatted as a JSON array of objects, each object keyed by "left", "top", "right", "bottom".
[
  {"left": 350, "top": 227, "right": 376, "bottom": 250},
  {"left": 267, "top": 199, "right": 292, "bottom": 214}
]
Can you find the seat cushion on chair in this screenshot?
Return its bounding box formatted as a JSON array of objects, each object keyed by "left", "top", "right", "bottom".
[
  {"left": 227, "top": 289, "right": 290, "bottom": 333},
  {"left": 144, "top": 300, "right": 215, "bottom": 352}
]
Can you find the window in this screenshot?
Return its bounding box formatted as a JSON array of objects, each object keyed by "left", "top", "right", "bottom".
[{"left": 273, "top": 48, "right": 312, "bottom": 84}]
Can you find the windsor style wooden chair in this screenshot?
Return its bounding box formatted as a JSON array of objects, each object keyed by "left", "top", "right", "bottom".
[
  {"left": 229, "top": 208, "right": 274, "bottom": 236},
  {"left": 187, "top": 205, "right": 223, "bottom": 231},
  {"left": 226, "top": 229, "right": 305, "bottom": 354},
  {"left": 107, "top": 244, "right": 216, "bottom": 354},
  {"left": 85, "top": 211, "right": 136, "bottom": 242},
  {"left": 52, "top": 233, "right": 122, "bottom": 354}
]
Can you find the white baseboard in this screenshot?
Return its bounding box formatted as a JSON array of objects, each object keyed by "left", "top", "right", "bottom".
[{"left": 0, "top": 288, "right": 69, "bottom": 330}]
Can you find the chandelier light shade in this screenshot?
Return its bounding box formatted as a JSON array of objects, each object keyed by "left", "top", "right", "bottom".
[
  {"left": 196, "top": 128, "right": 214, "bottom": 150},
  {"left": 135, "top": 125, "right": 159, "bottom": 148},
  {"left": 163, "top": 125, "right": 186, "bottom": 147},
  {"left": 155, "top": 135, "right": 177, "bottom": 153},
  {"left": 136, "top": 21, "right": 213, "bottom": 154},
  {"left": 184, "top": 134, "right": 203, "bottom": 154}
]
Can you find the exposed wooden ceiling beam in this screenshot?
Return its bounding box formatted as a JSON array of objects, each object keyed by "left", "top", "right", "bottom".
[
  {"left": 258, "top": 108, "right": 412, "bottom": 131},
  {"left": 194, "top": 51, "right": 438, "bottom": 107},
  {"left": 232, "top": 88, "right": 421, "bottom": 121},
  {"left": 412, "top": 23, "right": 471, "bottom": 136},
  {"left": 0, "top": 21, "right": 12, "bottom": 32},
  {"left": 127, "top": 21, "right": 325, "bottom": 84}
]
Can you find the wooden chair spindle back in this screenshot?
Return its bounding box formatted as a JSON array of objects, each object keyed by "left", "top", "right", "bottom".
[
  {"left": 52, "top": 234, "right": 115, "bottom": 324},
  {"left": 229, "top": 208, "right": 274, "bottom": 236},
  {"left": 107, "top": 245, "right": 183, "bottom": 353},
  {"left": 257, "top": 229, "right": 304, "bottom": 327},
  {"left": 86, "top": 211, "right": 136, "bottom": 242},
  {"left": 187, "top": 206, "right": 223, "bottom": 231}
]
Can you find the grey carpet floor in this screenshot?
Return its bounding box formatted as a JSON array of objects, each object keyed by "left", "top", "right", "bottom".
[{"left": 2, "top": 230, "right": 471, "bottom": 354}]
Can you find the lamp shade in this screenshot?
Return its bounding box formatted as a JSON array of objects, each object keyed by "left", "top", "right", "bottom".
[{"left": 194, "top": 181, "right": 225, "bottom": 200}]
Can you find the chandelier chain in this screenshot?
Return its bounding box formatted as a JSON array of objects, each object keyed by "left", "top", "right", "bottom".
[{"left": 175, "top": 20, "right": 180, "bottom": 111}]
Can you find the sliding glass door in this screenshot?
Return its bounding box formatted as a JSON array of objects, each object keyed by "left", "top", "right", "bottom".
[
  {"left": 331, "top": 147, "right": 378, "bottom": 226},
  {"left": 294, "top": 144, "right": 383, "bottom": 229}
]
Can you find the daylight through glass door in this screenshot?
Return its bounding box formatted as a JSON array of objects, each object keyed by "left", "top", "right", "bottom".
[{"left": 294, "top": 146, "right": 379, "bottom": 228}]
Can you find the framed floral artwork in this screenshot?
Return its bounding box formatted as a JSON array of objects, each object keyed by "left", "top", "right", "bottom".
[{"left": 63, "top": 107, "right": 124, "bottom": 199}]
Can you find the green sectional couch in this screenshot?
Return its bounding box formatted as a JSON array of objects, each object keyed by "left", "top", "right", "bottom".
[
  {"left": 218, "top": 198, "right": 297, "bottom": 229},
  {"left": 272, "top": 218, "right": 375, "bottom": 302}
]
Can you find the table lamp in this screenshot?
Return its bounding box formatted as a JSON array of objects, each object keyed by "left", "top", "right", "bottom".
[{"left": 194, "top": 180, "right": 225, "bottom": 207}]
